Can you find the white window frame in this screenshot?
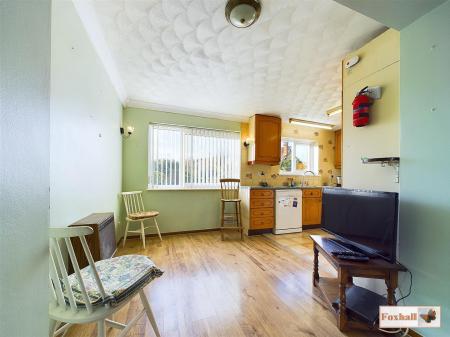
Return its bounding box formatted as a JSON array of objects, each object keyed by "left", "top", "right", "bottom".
[
  {"left": 279, "top": 138, "right": 319, "bottom": 176},
  {"left": 148, "top": 123, "right": 240, "bottom": 190}
]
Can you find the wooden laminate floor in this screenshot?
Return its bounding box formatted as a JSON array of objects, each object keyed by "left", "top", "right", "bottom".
[{"left": 65, "top": 229, "right": 387, "bottom": 337}]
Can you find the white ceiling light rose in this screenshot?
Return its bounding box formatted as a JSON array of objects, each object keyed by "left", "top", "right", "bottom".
[{"left": 225, "top": 0, "right": 262, "bottom": 28}]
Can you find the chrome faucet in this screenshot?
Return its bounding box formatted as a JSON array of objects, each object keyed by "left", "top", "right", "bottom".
[{"left": 301, "top": 170, "right": 316, "bottom": 187}]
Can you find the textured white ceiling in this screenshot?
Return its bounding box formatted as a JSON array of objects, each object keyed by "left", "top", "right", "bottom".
[{"left": 88, "top": 0, "right": 384, "bottom": 124}]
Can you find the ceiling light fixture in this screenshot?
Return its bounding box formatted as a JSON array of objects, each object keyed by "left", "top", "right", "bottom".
[
  {"left": 289, "top": 118, "right": 335, "bottom": 130},
  {"left": 225, "top": 0, "right": 261, "bottom": 28},
  {"left": 326, "top": 106, "right": 342, "bottom": 117}
]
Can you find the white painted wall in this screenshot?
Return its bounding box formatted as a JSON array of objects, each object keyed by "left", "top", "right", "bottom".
[
  {"left": 50, "top": 1, "right": 123, "bottom": 236},
  {"left": 342, "top": 29, "right": 400, "bottom": 295},
  {"left": 0, "top": 2, "right": 51, "bottom": 336},
  {"left": 342, "top": 29, "right": 400, "bottom": 193}
]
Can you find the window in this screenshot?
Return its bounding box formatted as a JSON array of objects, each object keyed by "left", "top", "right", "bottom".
[
  {"left": 280, "top": 139, "right": 318, "bottom": 175},
  {"left": 148, "top": 124, "right": 240, "bottom": 189}
]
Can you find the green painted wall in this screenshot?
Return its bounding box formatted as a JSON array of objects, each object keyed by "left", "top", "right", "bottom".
[
  {"left": 122, "top": 107, "right": 241, "bottom": 235},
  {"left": 399, "top": 1, "right": 450, "bottom": 336}
]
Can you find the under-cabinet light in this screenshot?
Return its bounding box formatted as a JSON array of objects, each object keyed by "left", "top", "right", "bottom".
[
  {"left": 289, "top": 118, "right": 334, "bottom": 130},
  {"left": 326, "top": 106, "right": 342, "bottom": 117}
]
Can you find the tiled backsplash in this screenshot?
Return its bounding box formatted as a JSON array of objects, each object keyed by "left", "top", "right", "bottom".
[{"left": 240, "top": 122, "right": 341, "bottom": 187}]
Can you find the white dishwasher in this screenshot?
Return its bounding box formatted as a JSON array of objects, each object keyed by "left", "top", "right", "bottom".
[{"left": 274, "top": 189, "right": 302, "bottom": 234}]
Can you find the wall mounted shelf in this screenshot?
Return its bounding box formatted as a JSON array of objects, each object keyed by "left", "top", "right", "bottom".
[
  {"left": 361, "top": 157, "right": 399, "bottom": 165},
  {"left": 361, "top": 157, "right": 400, "bottom": 183}
]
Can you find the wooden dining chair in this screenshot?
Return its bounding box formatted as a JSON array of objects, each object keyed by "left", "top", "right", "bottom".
[
  {"left": 122, "top": 191, "right": 162, "bottom": 249},
  {"left": 220, "top": 178, "right": 244, "bottom": 240},
  {"left": 48, "top": 226, "right": 163, "bottom": 337}
]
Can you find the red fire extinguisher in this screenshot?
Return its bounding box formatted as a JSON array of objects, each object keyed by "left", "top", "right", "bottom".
[{"left": 352, "top": 86, "right": 373, "bottom": 127}]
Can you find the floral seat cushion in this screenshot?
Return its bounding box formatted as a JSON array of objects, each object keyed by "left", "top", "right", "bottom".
[
  {"left": 65, "top": 255, "right": 163, "bottom": 307},
  {"left": 128, "top": 211, "right": 159, "bottom": 220}
]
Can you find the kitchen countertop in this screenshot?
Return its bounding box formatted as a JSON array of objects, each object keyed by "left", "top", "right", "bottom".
[{"left": 240, "top": 185, "right": 324, "bottom": 190}]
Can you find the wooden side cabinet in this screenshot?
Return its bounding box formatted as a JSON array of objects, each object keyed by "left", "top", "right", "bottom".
[
  {"left": 248, "top": 114, "right": 281, "bottom": 165},
  {"left": 302, "top": 188, "right": 322, "bottom": 227},
  {"left": 68, "top": 213, "right": 116, "bottom": 273},
  {"left": 335, "top": 129, "right": 342, "bottom": 169}
]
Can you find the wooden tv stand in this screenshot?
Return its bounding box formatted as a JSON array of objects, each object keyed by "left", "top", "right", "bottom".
[{"left": 310, "top": 235, "right": 407, "bottom": 331}]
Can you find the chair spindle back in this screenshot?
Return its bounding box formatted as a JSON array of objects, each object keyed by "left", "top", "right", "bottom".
[
  {"left": 122, "top": 191, "right": 145, "bottom": 216},
  {"left": 220, "top": 179, "right": 240, "bottom": 200},
  {"left": 49, "top": 226, "right": 106, "bottom": 314}
]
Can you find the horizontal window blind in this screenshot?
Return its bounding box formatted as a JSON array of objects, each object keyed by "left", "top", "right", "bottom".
[{"left": 149, "top": 124, "right": 240, "bottom": 189}]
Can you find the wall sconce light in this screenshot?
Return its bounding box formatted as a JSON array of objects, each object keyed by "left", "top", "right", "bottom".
[
  {"left": 243, "top": 138, "right": 253, "bottom": 147},
  {"left": 120, "top": 126, "right": 134, "bottom": 138}
]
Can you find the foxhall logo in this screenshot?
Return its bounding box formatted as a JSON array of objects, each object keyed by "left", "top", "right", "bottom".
[{"left": 380, "top": 306, "right": 441, "bottom": 328}]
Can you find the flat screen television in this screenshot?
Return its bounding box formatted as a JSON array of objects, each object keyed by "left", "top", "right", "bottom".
[{"left": 321, "top": 187, "right": 398, "bottom": 263}]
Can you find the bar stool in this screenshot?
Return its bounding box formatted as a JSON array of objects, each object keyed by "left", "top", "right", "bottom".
[{"left": 219, "top": 178, "right": 244, "bottom": 240}]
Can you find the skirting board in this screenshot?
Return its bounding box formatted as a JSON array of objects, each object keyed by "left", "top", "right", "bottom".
[
  {"left": 248, "top": 228, "right": 273, "bottom": 236},
  {"left": 117, "top": 227, "right": 219, "bottom": 245}
]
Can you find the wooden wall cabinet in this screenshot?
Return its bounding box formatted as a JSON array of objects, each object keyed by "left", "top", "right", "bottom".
[
  {"left": 335, "top": 129, "right": 342, "bottom": 169},
  {"left": 302, "top": 188, "right": 322, "bottom": 227},
  {"left": 248, "top": 114, "right": 281, "bottom": 165}
]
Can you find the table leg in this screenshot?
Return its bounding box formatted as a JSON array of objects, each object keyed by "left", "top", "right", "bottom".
[
  {"left": 338, "top": 268, "right": 348, "bottom": 331},
  {"left": 386, "top": 272, "right": 398, "bottom": 305},
  {"left": 312, "top": 244, "right": 319, "bottom": 286}
]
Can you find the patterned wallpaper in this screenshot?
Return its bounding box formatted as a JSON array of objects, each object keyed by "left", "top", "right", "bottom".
[{"left": 240, "top": 122, "right": 341, "bottom": 187}]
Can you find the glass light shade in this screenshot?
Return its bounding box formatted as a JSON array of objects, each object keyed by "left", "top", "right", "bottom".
[
  {"left": 229, "top": 4, "right": 257, "bottom": 28},
  {"left": 225, "top": 0, "right": 261, "bottom": 28}
]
